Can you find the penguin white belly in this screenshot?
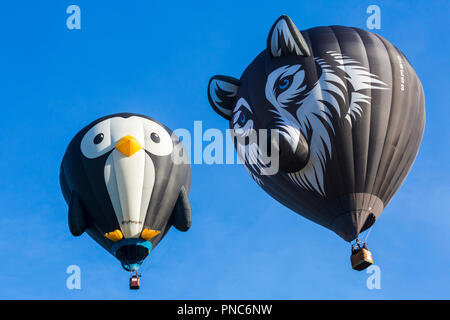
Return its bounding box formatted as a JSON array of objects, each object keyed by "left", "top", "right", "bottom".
[{"left": 104, "top": 149, "right": 155, "bottom": 238}]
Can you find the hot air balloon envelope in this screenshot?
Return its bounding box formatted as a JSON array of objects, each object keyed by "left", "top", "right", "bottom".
[
  {"left": 60, "top": 113, "right": 192, "bottom": 270},
  {"left": 208, "top": 15, "right": 425, "bottom": 241}
]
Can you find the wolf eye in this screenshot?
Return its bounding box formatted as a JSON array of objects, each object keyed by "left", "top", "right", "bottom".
[
  {"left": 279, "top": 78, "right": 290, "bottom": 90},
  {"left": 234, "top": 107, "right": 252, "bottom": 128},
  {"left": 232, "top": 97, "right": 254, "bottom": 137},
  {"left": 237, "top": 112, "right": 247, "bottom": 126}
]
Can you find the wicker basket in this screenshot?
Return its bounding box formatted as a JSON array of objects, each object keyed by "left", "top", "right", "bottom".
[
  {"left": 129, "top": 275, "right": 140, "bottom": 290},
  {"left": 351, "top": 248, "right": 373, "bottom": 271}
]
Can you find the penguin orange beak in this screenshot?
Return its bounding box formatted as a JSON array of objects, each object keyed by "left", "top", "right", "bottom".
[{"left": 115, "top": 135, "right": 142, "bottom": 157}]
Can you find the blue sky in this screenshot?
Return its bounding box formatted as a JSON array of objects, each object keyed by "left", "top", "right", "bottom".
[{"left": 0, "top": 1, "right": 448, "bottom": 299}]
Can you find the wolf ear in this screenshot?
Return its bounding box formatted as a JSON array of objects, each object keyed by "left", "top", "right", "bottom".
[
  {"left": 207, "top": 75, "right": 240, "bottom": 120},
  {"left": 267, "top": 15, "right": 311, "bottom": 58}
]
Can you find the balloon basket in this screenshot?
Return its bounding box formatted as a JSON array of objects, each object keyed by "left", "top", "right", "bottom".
[
  {"left": 351, "top": 248, "right": 373, "bottom": 271},
  {"left": 129, "top": 274, "right": 140, "bottom": 290}
]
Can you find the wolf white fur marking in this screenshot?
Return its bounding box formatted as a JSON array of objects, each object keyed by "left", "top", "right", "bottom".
[{"left": 243, "top": 51, "right": 388, "bottom": 196}]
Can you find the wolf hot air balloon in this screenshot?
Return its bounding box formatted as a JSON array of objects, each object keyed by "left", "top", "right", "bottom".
[
  {"left": 60, "top": 113, "right": 192, "bottom": 285},
  {"left": 208, "top": 15, "right": 425, "bottom": 269}
]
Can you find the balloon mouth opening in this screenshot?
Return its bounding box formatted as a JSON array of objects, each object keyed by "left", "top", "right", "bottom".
[
  {"left": 122, "top": 262, "right": 142, "bottom": 272},
  {"left": 111, "top": 238, "right": 153, "bottom": 271},
  {"left": 332, "top": 211, "right": 378, "bottom": 242}
]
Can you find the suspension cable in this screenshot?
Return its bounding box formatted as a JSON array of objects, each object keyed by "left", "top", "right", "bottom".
[{"left": 364, "top": 225, "right": 374, "bottom": 243}]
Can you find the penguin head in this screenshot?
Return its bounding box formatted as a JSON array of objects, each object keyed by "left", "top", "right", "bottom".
[{"left": 80, "top": 114, "right": 173, "bottom": 161}]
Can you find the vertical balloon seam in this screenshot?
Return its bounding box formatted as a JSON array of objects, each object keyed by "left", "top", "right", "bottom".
[
  {"left": 376, "top": 51, "right": 416, "bottom": 200},
  {"left": 368, "top": 34, "right": 396, "bottom": 204},
  {"left": 378, "top": 62, "right": 420, "bottom": 201},
  {"left": 331, "top": 25, "right": 357, "bottom": 195},
  {"left": 372, "top": 37, "right": 413, "bottom": 202},
  {"left": 353, "top": 28, "right": 384, "bottom": 216},
  {"left": 349, "top": 27, "right": 374, "bottom": 236},
  {"left": 383, "top": 81, "right": 425, "bottom": 203},
  {"left": 385, "top": 62, "right": 425, "bottom": 201},
  {"left": 352, "top": 28, "right": 372, "bottom": 196},
  {"left": 353, "top": 28, "right": 383, "bottom": 233},
  {"left": 361, "top": 53, "right": 391, "bottom": 198},
  {"left": 362, "top": 35, "right": 392, "bottom": 216},
  {"left": 328, "top": 26, "right": 358, "bottom": 235},
  {"left": 359, "top": 31, "right": 373, "bottom": 235},
  {"left": 337, "top": 27, "right": 359, "bottom": 194},
  {"left": 375, "top": 39, "right": 409, "bottom": 200}
]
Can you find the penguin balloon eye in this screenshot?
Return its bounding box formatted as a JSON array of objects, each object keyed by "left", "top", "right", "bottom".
[
  {"left": 81, "top": 119, "right": 113, "bottom": 159},
  {"left": 150, "top": 132, "right": 160, "bottom": 143},
  {"left": 142, "top": 119, "right": 173, "bottom": 156},
  {"left": 94, "top": 133, "right": 104, "bottom": 144}
]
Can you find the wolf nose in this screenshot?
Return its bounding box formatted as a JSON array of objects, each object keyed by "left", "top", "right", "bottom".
[{"left": 267, "top": 125, "right": 309, "bottom": 173}]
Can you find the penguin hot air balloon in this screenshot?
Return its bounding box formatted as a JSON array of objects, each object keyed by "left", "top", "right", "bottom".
[
  {"left": 60, "top": 113, "right": 192, "bottom": 287},
  {"left": 207, "top": 15, "right": 425, "bottom": 270}
]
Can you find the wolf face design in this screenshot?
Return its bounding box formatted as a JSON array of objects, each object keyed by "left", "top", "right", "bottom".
[
  {"left": 208, "top": 15, "right": 425, "bottom": 242},
  {"left": 264, "top": 52, "right": 388, "bottom": 195},
  {"left": 208, "top": 16, "right": 388, "bottom": 198}
]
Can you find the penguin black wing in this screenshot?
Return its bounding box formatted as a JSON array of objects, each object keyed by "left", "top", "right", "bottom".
[
  {"left": 60, "top": 162, "right": 88, "bottom": 237},
  {"left": 169, "top": 186, "right": 192, "bottom": 232},
  {"left": 68, "top": 192, "right": 88, "bottom": 236}
]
